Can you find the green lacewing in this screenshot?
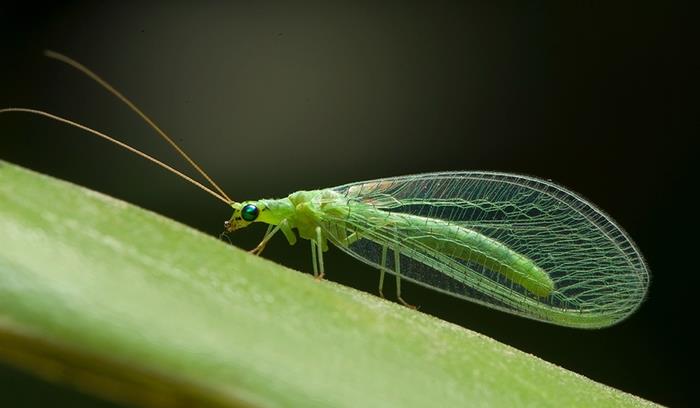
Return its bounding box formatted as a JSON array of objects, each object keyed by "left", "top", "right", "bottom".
[{"left": 1, "top": 51, "right": 649, "bottom": 328}]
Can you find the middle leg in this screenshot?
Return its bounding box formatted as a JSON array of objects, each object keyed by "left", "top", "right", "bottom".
[{"left": 315, "top": 226, "right": 325, "bottom": 280}]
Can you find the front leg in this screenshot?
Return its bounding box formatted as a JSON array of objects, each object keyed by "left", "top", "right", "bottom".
[
  {"left": 279, "top": 219, "right": 297, "bottom": 246},
  {"left": 250, "top": 219, "right": 296, "bottom": 256},
  {"left": 250, "top": 224, "right": 275, "bottom": 255}
]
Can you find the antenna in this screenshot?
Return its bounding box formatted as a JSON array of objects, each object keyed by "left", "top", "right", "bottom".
[
  {"left": 42, "top": 50, "right": 234, "bottom": 203},
  {"left": 0, "top": 107, "right": 231, "bottom": 205}
]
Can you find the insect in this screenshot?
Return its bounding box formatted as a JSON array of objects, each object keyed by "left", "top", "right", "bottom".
[{"left": 1, "top": 51, "right": 649, "bottom": 328}]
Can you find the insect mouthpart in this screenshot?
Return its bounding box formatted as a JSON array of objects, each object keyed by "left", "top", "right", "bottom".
[
  {"left": 224, "top": 215, "right": 252, "bottom": 232},
  {"left": 224, "top": 219, "right": 243, "bottom": 232}
]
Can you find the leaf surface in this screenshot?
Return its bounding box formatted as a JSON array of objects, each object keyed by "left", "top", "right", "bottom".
[{"left": 0, "top": 161, "right": 655, "bottom": 407}]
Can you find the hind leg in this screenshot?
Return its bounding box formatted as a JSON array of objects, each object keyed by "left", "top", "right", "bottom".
[{"left": 393, "top": 244, "right": 416, "bottom": 309}]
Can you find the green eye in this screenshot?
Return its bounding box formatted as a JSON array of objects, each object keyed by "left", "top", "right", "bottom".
[{"left": 241, "top": 204, "right": 259, "bottom": 222}]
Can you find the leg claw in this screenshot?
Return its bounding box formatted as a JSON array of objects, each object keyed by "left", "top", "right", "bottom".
[{"left": 398, "top": 297, "right": 418, "bottom": 310}]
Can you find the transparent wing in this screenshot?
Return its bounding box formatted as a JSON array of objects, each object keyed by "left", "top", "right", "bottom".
[{"left": 319, "top": 172, "right": 649, "bottom": 328}]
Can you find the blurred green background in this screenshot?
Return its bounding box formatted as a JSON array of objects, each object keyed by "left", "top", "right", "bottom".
[{"left": 0, "top": 2, "right": 691, "bottom": 407}]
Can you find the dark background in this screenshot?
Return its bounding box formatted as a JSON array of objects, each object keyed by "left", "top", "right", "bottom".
[{"left": 0, "top": 2, "right": 693, "bottom": 407}]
